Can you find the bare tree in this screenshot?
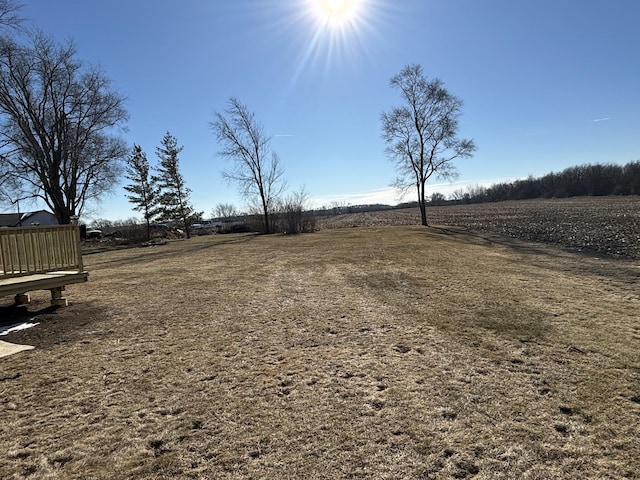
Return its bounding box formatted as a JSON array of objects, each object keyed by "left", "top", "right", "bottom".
[
  {"left": 0, "top": 33, "right": 128, "bottom": 224},
  {"left": 213, "top": 202, "right": 236, "bottom": 222},
  {"left": 0, "top": 1, "right": 30, "bottom": 212},
  {"left": 448, "top": 188, "right": 466, "bottom": 204},
  {"left": 381, "top": 64, "right": 475, "bottom": 226},
  {"left": 430, "top": 192, "right": 447, "bottom": 206},
  {"left": 0, "top": 0, "right": 22, "bottom": 31},
  {"left": 124, "top": 144, "right": 159, "bottom": 241},
  {"left": 275, "top": 187, "right": 315, "bottom": 234},
  {"left": 0, "top": 171, "right": 29, "bottom": 219},
  {"left": 210, "top": 97, "right": 285, "bottom": 234}
]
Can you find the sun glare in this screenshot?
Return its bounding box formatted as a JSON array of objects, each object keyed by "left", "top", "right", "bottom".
[
  {"left": 311, "top": 0, "right": 362, "bottom": 28},
  {"left": 281, "top": 0, "right": 383, "bottom": 89}
]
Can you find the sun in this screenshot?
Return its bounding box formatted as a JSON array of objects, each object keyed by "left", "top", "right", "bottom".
[
  {"left": 311, "top": 0, "right": 362, "bottom": 28},
  {"left": 284, "top": 0, "right": 380, "bottom": 87}
]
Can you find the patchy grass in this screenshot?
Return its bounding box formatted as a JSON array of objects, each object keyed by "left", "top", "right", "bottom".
[
  {"left": 1, "top": 226, "right": 639, "bottom": 479},
  {"left": 319, "top": 196, "right": 640, "bottom": 259}
]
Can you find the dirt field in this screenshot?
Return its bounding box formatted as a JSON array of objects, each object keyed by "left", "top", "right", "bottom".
[
  {"left": 1, "top": 207, "right": 639, "bottom": 478},
  {"left": 319, "top": 196, "right": 640, "bottom": 259}
]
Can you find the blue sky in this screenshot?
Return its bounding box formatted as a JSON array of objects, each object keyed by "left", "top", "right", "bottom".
[{"left": 15, "top": 0, "right": 640, "bottom": 221}]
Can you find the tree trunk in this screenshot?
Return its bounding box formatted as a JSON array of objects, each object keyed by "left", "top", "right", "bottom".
[
  {"left": 419, "top": 199, "right": 428, "bottom": 226},
  {"left": 47, "top": 191, "right": 71, "bottom": 225},
  {"left": 262, "top": 205, "right": 270, "bottom": 234},
  {"left": 260, "top": 190, "right": 270, "bottom": 234},
  {"left": 53, "top": 206, "right": 72, "bottom": 225},
  {"left": 182, "top": 216, "right": 191, "bottom": 239},
  {"left": 418, "top": 181, "right": 428, "bottom": 226}
]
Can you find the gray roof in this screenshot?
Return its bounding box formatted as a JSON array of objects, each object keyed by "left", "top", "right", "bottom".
[
  {"left": 0, "top": 213, "right": 22, "bottom": 227},
  {"left": 0, "top": 210, "right": 55, "bottom": 227}
]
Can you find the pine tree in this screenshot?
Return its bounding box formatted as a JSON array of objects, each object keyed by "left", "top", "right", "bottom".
[
  {"left": 152, "top": 132, "right": 197, "bottom": 238},
  {"left": 124, "top": 144, "right": 159, "bottom": 241}
]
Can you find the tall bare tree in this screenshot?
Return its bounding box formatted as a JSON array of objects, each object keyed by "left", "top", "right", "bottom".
[
  {"left": 0, "top": 33, "right": 129, "bottom": 224},
  {"left": 381, "top": 64, "right": 475, "bottom": 226},
  {"left": 211, "top": 97, "right": 285, "bottom": 234},
  {"left": 124, "top": 144, "right": 158, "bottom": 241},
  {"left": 0, "top": 1, "right": 29, "bottom": 212}
]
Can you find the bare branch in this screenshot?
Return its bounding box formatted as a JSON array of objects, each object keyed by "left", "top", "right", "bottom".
[
  {"left": 0, "top": 0, "right": 23, "bottom": 32},
  {"left": 381, "top": 64, "right": 476, "bottom": 225},
  {"left": 0, "top": 32, "right": 128, "bottom": 223},
  {"left": 211, "top": 97, "right": 285, "bottom": 233}
]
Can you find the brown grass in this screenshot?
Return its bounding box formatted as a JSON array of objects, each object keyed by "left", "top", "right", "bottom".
[
  {"left": 318, "top": 196, "right": 640, "bottom": 259},
  {"left": 1, "top": 225, "right": 639, "bottom": 479}
]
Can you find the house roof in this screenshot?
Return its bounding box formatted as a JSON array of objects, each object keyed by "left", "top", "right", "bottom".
[
  {"left": 0, "top": 213, "right": 22, "bottom": 227},
  {"left": 0, "top": 210, "right": 55, "bottom": 227}
]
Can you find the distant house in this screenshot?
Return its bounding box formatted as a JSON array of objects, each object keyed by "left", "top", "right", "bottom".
[{"left": 0, "top": 210, "right": 59, "bottom": 227}]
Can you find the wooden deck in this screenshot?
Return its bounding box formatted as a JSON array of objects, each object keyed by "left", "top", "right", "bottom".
[
  {"left": 0, "top": 222, "right": 88, "bottom": 306},
  {"left": 0, "top": 271, "right": 88, "bottom": 297}
]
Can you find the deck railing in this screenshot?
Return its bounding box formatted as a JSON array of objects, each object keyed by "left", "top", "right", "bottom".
[{"left": 0, "top": 222, "right": 84, "bottom": 279}]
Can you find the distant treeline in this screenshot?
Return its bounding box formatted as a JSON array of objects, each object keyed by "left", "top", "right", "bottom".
[
  {"left": 312, "top": 161, "right": 640, "bottom": 216},
  {"left": 438, "top": 161, "right": 640, "bottom": 206},
  {"left": 313, "top": 203, "right": 395, "bottom": 216}
]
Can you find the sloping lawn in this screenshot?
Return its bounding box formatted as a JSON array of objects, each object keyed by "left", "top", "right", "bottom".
[{"left": 1, "top": 226, "right": 638, "bottom": 479}]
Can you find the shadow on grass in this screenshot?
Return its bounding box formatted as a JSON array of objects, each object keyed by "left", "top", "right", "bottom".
[
  {"left": 430, "top": 225, "right": 555, "bottom": 254},
  {"left": 88, "top": 232, "right": 259, "bottom": 269},
  {"left": 0, "top": 304, "right": 60, "bottom": 328},
  {"left": 0, "top": 300, "right": 106, "bottom": 349},
  {"left": 430, "top": 226, "right": 640, "bottom": 283}
]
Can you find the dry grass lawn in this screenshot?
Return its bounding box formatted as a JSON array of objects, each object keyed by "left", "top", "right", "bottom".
[{"left": 1, "top": 225, "right": 639, "bottom": 479}]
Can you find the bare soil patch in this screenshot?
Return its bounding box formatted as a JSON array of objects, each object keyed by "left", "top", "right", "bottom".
[
  {"left": 318, "top": 196, "right": 640, "bottom": 259},
  {"left": 1, "top": 225, "right": 639, "bottom": 479}
]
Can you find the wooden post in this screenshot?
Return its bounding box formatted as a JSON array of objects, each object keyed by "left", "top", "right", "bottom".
[
  {"left": 50, "top": 286, "right": 68, "bottom": 307},
  {"left": 14, "top": 293, "right": 31, "bottom": 305},
  {"left": 71, "top": 217, "right": 84, "bottom": 274}
]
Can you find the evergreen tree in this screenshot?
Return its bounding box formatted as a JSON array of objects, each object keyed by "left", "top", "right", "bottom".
[
  {"left": 153, "top": 132, "right": 197, "bottom": 238},
  {"left": 124, "top": 144, "right": 159, "bottom": 241}
]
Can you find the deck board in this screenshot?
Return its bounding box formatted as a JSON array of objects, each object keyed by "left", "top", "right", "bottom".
[
  {"left": 1, "top": 223, "right": 87, "bottom": 303},
  {"left": 0, "top": 271, "right": 88, "bottom": 297}
]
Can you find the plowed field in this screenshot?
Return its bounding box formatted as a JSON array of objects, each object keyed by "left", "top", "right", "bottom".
[{"left": 318, "top": 196, "right": 640, "bottom": 259}]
